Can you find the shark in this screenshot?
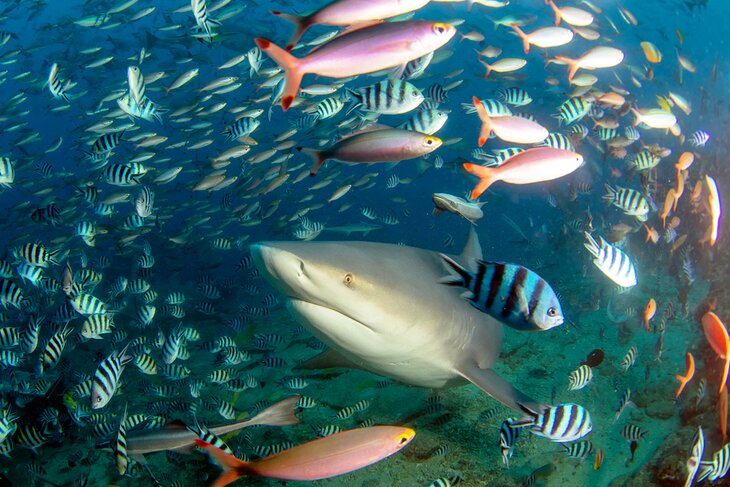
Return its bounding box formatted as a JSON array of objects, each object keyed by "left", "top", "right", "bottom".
[{"left": 250, "top": 229, "right": 545, "bottom": 412}]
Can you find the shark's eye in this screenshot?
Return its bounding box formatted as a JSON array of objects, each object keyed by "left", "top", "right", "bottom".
[{"left": 344, "top": 273, "right": 353, "bottom": 286}]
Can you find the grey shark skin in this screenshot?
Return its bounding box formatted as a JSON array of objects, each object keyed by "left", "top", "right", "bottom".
[{"left": 250, "top": 231, "right": 543, "bottom": 412}]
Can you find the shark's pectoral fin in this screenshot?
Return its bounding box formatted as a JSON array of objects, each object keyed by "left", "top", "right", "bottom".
[
  {"left": 295, "top": 348, "right": 367, "bottom": 371},
  {"left": 458, "top": 361, "right": 543, "bottom": 413},
  {"left": 130, "top": 453, "right": 147, "bottom": 465}
]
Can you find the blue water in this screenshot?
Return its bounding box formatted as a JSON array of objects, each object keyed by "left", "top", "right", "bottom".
[{"left": 0, "top": 0, "right": 727, "bottom": 485}]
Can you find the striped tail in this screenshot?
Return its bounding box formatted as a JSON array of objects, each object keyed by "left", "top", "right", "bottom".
[{"left": 438, "top": 254, "right": 473, "bottom": 288}]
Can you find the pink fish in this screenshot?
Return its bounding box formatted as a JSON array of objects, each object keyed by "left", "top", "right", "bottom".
[
  {"left": 472, "top": 96, "right": 548, "bottom": 146},
  {"left": 255, "top": 21, "right": 455, "bottom": 110},
  {"left": 196, "top": 426, "right": 415, "bottom": 486},
  {"left": 299, "top": 128, "right": 442, "bottom": 176},
  {"left": 272, "top": 0, "right": 431, "bottom": 51},
  {"left": 463, "top": 147, "right": 584, "bottom": 199},
  {"left": 553, "top": 46, "right": 624, "bottom": 81}
]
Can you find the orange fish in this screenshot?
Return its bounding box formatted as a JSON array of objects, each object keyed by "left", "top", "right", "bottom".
[
  {"left": 702, "top": 312, "right": 730, "bottom": 393},
  {"left": 675, "top": 352, "right": 695, "bottom": 398},
  {"left": 673, "top": 170, "right": 685, "bottom": 212},
  {"left": 676, "top": 152, "right": 694, "bottom": 172},
  {"left": 643, "top": 298, "right": 656, "bottom": 331},
  {"left": 661, "top": 189, "right": 676, "bottom": 227},
  {"left": 642, "top": 224, "right": 659, "bottom": 244},
  {"left": 721, "top": 387, "right": 728, "bottom": 440},
  {"left": 594, "top": 448, "right": 604, "bottom": 470}
]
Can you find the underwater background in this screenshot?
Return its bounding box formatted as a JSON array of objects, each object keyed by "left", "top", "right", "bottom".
[{"left": 0, "top": 0, "right": 727, "bottom": 485}]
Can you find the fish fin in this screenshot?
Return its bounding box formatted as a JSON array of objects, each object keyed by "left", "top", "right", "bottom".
[
  {"left": 460, "top": 226, "right": 483, "bottom": 271},
  {"left": 295, "top": 348, "right": 368, "bottom": 371},
  {"left": 722, "top": 339, "right": 730, "bottom": 394},
  {"left": 432, "top": 208, "right": 443, "bottom": 217},
  {"left": 390, "top": 63, "right": 407, "bottom": 80},
  {"left": 553, "top": 55, "right": 577, "bottom": 81},
  {"left": 509, "top": 23, "right": 530, "bottom": 54},
  {"left": 459, "top": 361, "right": 544, "bottom": 413},
  {"left": 255, "top": 38, "right": 302, "bottom": 111},
  {"left": 697, "top": 464, "right": 714, "bottom": 483},
  {"left": 270, "top": 11, "right": 311, "bottom": 51},
  {"left": 472, "top": 96, "right": 491, "bottom": 146},
  {"left": 463, "top": 163, "right": 496, "bottom": 199},
  {"left": 244, "top": 396, "right": 301, "bottom": 427},
  {"left": 195, "top": 439, "right": 249, "bottom": 487},
  {"left": 438, "top": 253, "right": 472, "bottom": 288},
  {"left": 130, "top": 453, "right": 147, "bottom": 465},
  {"left": 297, "top": 147, "right": 325, "bottom": 176}
]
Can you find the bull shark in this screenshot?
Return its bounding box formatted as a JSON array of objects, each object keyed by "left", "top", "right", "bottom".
[{"left": 250, "top": 230, "right": 544, "bottom": 412}]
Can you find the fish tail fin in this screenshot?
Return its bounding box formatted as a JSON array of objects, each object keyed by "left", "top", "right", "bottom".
[
  {"left": 255, "top": 38, "right": 302, "bottom": 111},
  {"left": 195, "top": 439, "right": 250, "bottom": 487},
  {"left": 271, "top": 11, "right": 311, "bottom": 51},
  {"left": 478, "top": 59, "right": 492, "bottom": 79},
  {"left": 509, "top": 23, "right": 530, "bottom": 54},
  {"left": 602, "top": 184, "right": 616, "bottom": 203},
  {"left": 438, "top": 253, "right": 473, "bottom": 288},
  {"left": 697, "top": 464, "right": 714, "bottom": 483},
  {"left": 472, "top": 96, "right": 491, "bottom": 147},
  {"left": 554, "top": 55, "right": 577, "bottom": 81},
  {"left": 675, "top": 374, "right": 688, "bottom": 398},
  {"left": 463, "top": 162, "right": 496, "bottom": 199},
  {"left": 245, "top": 396, "right": 301, "bottom": 427},
  {"left": 297, "top": 147, "right": 326, "bottom": 176},
  {"left": 722, "top": 340, "right": 730, "bottom": 394}
]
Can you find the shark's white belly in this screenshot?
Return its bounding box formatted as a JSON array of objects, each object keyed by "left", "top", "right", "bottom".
[{"left": 289, "top": 299, "right": 471, "bottom": 388}]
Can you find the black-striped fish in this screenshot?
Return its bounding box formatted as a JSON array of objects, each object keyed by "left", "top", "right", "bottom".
[
  {"left": 500, "top": 418, "right": 521, "bottom": 466},
  {"left": 538, "top": 132, "right": 575, "bottom": 151},
  {"left": 115, "top": 406, "right": 129, "bottom": 475},
  {"left": 698, "top": 442, "right": 730, "bottom": 483},
  {"left": 348, "top": 79, "right": 424, "bottom": 115},
  {"left": 563, "top": 440, "right": 593, "bottom": 460},
  {"left": 91, "top": 344, "right": 132, "bottom": 409},
  {"left": 630, "top": 150, "right": 660, "bottom": 172},
  {"left": 613, "top": 389, "right": 634, "bottom": 423},
  {"left": 399, "top": 108, "right": 449, "bottom": 135},
  {"left": 427, "top": 476, "right": 462, "bottom": 487},
  {"left": 620, "top": 423, "right": 646, "bottom": 442},
  {"left": 621, "top": 346, "right": 638, "bottom": 372},
  {"left": 223, "top": 117, "right": 259, "bottom": 141},
  {"left": 425, "top": 83, "right": 448, "bottom": 104},
  {"left": 498, "top": 87, "right": 532, "bottom": 106},
  {"left": 514, "top": 403, "right": 593, "bottom": 443},
  {"left": 103, "top": 164, "right": 142, "bottom": 186},
  {"left": 189, "top": 420, "right": 233, "bottom": 454},
  {"left": 40, "top": 324, "right": 73, "bottom": 373},
  {"left": 556, "top": 97, "right": 591, "bottom": 125},
  {"left": 162, "top": 328, "right": 183, "bottom": 364},
  {"left": 400, "top": 51, "right": 433, "bottom": 80},
  {"left": 70, "top": 293, "right": 107, "bottom": 315},
  {"left": 689, "top": 130, "right": 710, "bottom": 148},
  {"left": 567, "top": 365, "right": 593, "bottom": 391},
  {"left": 16, "top": 243, "right": 59, "bottom": 268},
  {"left": 91, "top": 131, "right": 124, "bottom": 154},
  {"left": 603, "top": 185, "right": 650, "bottom": 221},
  {"left": 191, "top": 0, "right": 220, "bottom": 40},
  {"left": 439, "top": 255, "right": 564, "bottom": 331},
  {"left": 583, "top": 233, "right": 637, "bottom": 288},
  {"left": 314, "top": 97, "right": 345, "bottom": 121},
  {"left": 0, "top": 157, "right": 14, "bottom": 189},
  {"left": 686, "top": 427, "right": 704, "bottom": 487}
]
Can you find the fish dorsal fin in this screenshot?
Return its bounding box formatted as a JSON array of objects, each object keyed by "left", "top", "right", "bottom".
[
  {"left": 164, "top": 419, "right": 188, "bottom": 430},
  {"left": 460, "top": 226, "right": 483, "bottom": 272},
  {"left": 308, "top": 21, "right": 384, "bottom": 54}
]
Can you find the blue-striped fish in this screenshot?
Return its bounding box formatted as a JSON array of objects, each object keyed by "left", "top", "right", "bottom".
[{"left": 439, "top": 255, "right": 564, "bottom": 331}]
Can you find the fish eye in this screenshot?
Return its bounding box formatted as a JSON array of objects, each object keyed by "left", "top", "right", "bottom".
[
  {"left": 434, "top": 24, "right": 446, "bottom": 34},
  {"left": 344, "top": 273, "right": 353, "bottom": 286},
  {"left": 399, "top": 435, "right": 409, "bottom": 444},
  {"left": 426, "top": 138, "right": 433, "bottom": 145},
  {"left": 547, "top": 307, "right": 557, "bottom": 317},
  {"left": 412, "top": 90, "right": 419, "bottom": 96}
]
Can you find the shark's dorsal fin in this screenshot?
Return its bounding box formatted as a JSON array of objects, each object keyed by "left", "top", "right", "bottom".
[
  {"left": 295, "top": 348, "right": 368, "bottom": 371},
  {"left": 460, "top": 227, "right": 483, "bottom": 272}
]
